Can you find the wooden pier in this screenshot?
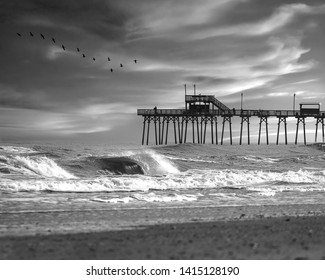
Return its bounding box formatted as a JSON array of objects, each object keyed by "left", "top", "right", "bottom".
[{"left": 137, "top": 95, "right": 325, "bottom": 145}]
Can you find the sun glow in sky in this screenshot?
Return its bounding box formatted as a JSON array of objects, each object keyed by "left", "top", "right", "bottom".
[{"left": 0, "top": 0, "right": 324, "bottom": 144}]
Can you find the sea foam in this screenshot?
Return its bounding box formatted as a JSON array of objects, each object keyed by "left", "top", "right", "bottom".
[
  {"left": 1, "top": 168, "right": 325, "bottom": 193},
  {"left": 0, "top": 155, "right": 76, "bottom": 179}
]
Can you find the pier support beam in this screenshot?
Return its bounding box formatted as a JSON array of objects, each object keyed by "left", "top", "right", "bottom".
[
  {"left": 192, "top": 119, "right": 195, "bottom": 143},
  {"left": 221, "top": 115, "right": 232, "bottom": 145},
  {"left": 203, "top": 117, "right": 208, "bottom": 144},
  {"left": 295, "top": 116, "right": 306, "bottom": 145},
  {"left": 164, "top": 118, "right": 169, "bottom": 145},
  {"left": 211, "top": 119, "right": 214, "bottom": 144},
  {"left": 315, "top": 116, "right": 325, "bottom": 143},
  {"left": 160, "top": 119, "right": 165, "bottom": 145},
  {"left": 184, "top": 119, "right": 188, "bottom": 143},
  {"left": 197, "top": 117, "right": 200, "bottom": 144},
  {"left": 214, "top": 117, "right": 218, "bottom": 145},
  {"left": 146, "top": 118, "right": 151, "bottom": 145},
  {"left": 239, "top": 116, "right": 250, "bottom": 145},
  {"left": 178, "top": 118, "right": 182, "bottom": 144},
  {"left": 141, "top": 117, "right": 147, "bottom": 145},
  {"left": 173, "top": 118, "right": 177, "bottom": 144},
  {"left": 258, "top": 116, "right": 269, "bottom": 145},
  {"left": 158, "top": 118, "right": 162, "bottom": 145},
  {"left": 276, "top": 117, "right": 288, "bottom": 145}
]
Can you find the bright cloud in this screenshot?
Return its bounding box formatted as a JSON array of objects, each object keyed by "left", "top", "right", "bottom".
[{"left": 193, "top": 3, "right": 325, "bottom": 39}]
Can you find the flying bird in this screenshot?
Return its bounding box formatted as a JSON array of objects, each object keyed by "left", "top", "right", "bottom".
[
  {"left": 77, "top": 48, "right": 80, "bottom": 52},
  {"left": 17, "top": 33, "right": 22, "bottom": 37},
  {"left": 62, "top": 45, "right": 65, "bottom": 50},
  {"left": 29, "top": 32, "right": 34, "bottom": 37},
  {"left": 93, "top": 58, "right": 96, "bottom": 61},
  {"left": 107, "top": 57, "right": 111, "bottom": 61},
  {"left": 82, "top": 54, "right": 86, "bottom": 58},
  {"left": 40, "top": 33, "right": 45, "bottom": 39},
  {"left": 134, "top": 59, "right": 137, "bottom": 63},
  {"left": 52, "top": 38, "right": 56, "bottom": 43},
  {"left": 110, "top": 68, "right": 113, "bottom": 72},
  {"left": 120, "top": 63, "right": 123, "bottom": 67}
]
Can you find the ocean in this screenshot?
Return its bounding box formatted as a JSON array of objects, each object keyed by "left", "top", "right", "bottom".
[{"left": 1, "top": 143, "right": 325, "bottom": 215}]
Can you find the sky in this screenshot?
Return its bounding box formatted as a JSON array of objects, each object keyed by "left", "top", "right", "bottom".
[{"left": 0, "top": 0, "right": 325, "bottom": 144}]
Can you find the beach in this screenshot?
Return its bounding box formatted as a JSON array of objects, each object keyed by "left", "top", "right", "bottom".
[
  {"left": 2, "top": 143, "right": 325, "bottom": 260},
  {"left": 1, "top": 203, "right": 325, "bottom": 259}
]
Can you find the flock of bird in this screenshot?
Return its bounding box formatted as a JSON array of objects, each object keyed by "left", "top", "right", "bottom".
[{"left": 16, "top": 32, "right": 138, "bottom": 72}]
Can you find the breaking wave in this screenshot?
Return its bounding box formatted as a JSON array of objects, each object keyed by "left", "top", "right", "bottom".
[
  {"left": 1, "top": 167, "right": 325, "bottom": 194},
  {"left": 1, "top": 145, "right": 325, "bottom": 198},
  {"left": 0, "top": 155, "right": 75, "bottom": 179}
]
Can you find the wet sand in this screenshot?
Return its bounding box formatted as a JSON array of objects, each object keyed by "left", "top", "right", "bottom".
[{"left": 1, "top": 204, "right": 325, "bottom": 259}]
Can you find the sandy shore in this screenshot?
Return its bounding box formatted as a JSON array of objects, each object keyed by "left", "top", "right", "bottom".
[{"left": 1, "top": 203, "right": 325, "bottom": 259}]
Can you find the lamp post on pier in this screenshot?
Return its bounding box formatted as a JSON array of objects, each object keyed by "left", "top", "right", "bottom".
[
  {"left": 293, "top": 93, "right": 296, "bottom": 113},
  {"left": 241, "top": 92, "right": 243, "bottom": 111},
  {"left": 184, "top": 84, "right": 187, "bottom": 110}
]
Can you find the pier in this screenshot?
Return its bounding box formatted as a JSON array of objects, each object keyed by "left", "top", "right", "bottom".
[{"left": 137, "top": 94, "right": 325, "bottom": 145}]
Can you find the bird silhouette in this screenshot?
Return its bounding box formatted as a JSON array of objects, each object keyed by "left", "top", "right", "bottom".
[{"left": 18, "top": 32, "right": 134, "bottom": 74}]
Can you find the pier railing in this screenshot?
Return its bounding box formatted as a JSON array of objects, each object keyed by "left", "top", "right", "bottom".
[{"left": 137, "top": 108, "right": 325, "bottom": 117}]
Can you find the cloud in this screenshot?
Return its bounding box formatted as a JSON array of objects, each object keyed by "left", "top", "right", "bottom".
[
  {"left": 267, "top": 92, "right": 290, "bottom": 97},
  {"left": 124, "top": 0, "right": 249, "bottom": 41},
  {"left": 0, "top": 101, "right": 135, "bottom": 135},
  {"left": 192, "top": 3, "right": 325, "bottom": 39},
  {"left": 1, "top": 0, "right": 325, "bottom": 142},
  {"left": 46, "top": 45, "right": 70, "bottom": 60},
  {"left": 290, "top": 79, "right": 319, "bottom": 85},
  {"left": 177, "top": 35, "right": 316, "bottom": 95},
  {"left": 80, "top": 102, "right": 135, "bottom": 116}
]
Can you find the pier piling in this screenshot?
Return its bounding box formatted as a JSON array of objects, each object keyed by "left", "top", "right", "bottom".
[
  {"left": 258, "top": 116, "right": 269, "bottom": 145},
  {"left": 295, "top": 117, "right": 306, "bottom": 145},
  {"left": 240, "top": 116, "right": 250, "bottom": 145},
  {"left": 221, "top": 116, "right": 232, "bottom": 145},
  {"left": 315, "top": 116, "right": 325, "bottom": 143},
  {"left": 276, "top": 117, "right": 288, "bottom": 145}
]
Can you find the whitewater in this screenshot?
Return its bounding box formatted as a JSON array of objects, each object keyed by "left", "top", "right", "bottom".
[{"left": 1, "top": 143, "right": 325, "bottom": 213}]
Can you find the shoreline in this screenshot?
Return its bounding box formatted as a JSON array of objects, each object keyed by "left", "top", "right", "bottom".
[{"left": 1, "top": 203, "right": 325, "bottom": 259}]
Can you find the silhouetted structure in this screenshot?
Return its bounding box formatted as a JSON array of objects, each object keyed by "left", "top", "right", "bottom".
[{"left": 137, "top": 94, "right": 325, "bottom": 145}]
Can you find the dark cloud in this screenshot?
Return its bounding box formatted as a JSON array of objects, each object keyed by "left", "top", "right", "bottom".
[{"left": 0, "top": 0, "right": 130, "bottom": 40}]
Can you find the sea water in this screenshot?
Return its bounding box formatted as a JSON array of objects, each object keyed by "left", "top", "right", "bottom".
[{"left": 1, "top": 143, "right": 325, "bottom": 214}]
